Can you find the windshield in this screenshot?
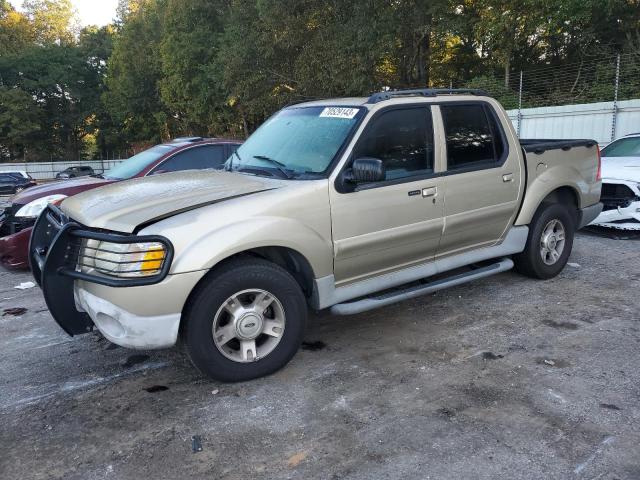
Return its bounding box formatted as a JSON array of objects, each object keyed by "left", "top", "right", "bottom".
[
  {"left": 601, "top": 137, "right": 640, "bottom": 157},
  {"left": 105, "top": 144, "right": 175, "bottom": 179},
  {"left": 228, "top": 106, "right": 364, "bottom": 178}
]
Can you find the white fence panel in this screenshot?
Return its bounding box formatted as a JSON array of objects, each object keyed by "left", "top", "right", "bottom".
[
  {"left": 507, "top": 99, "right": 640, "bottom": 145},
  {"left": 0, "top": 159, "right": 125, "bottom": 181}
]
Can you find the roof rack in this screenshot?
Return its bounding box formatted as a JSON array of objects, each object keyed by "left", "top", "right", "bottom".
[{"left": 367, "top": 88, "right": 490, "bottom": 104}]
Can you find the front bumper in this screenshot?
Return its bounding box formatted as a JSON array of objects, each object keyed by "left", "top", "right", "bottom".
[
  {"left": 591, "top": 180, "right": 640, "bottom": 230},
  {"left": 590, "top": 201, "right": 640, "bottom": 230},
  {"left": 75, "top": 287, "right": 181, "bottom": 349},
  {"left": 0, "top": 227, "right": 32, "bottom": 269},
  {"left": 30, "top": 205, "right": 179, "bottom": 340}
]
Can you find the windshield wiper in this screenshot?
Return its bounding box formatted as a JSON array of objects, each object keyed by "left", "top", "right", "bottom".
[
  {"left": 226, "top": 150, "right": 242, "bottom": 171},
  {"left": 252, "top": 155, "right": 293, "bottom": 179}
]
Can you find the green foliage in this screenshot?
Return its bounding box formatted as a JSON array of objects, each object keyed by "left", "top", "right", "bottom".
[
  {"left": 22, "top": 0, "right": 77, "bottom": 45},
  {"left": 465, "top": 76, "right": 520, "bottom": 109},
  {"left": 1, "top": 0, "right": 640, "bottom": 161},
  {"left": 104, "top": 0, "right": 166, "bottom": 144},
  {"left": 0, "top": 86, "right": 41, "bottom": 160}
]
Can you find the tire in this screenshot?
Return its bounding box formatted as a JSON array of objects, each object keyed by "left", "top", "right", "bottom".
[
  {"left": 514, "top": 202, "right": 575, "bottom": 280},
  {"left": 183, "top": 258, "right": 307, "bottom": 382}
]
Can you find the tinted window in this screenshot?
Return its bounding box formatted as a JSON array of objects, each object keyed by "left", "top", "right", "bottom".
[
  {"left": 0, "top": 174, "right": 16, "bottom": 182},
  {"left": 352, "top": 107, "right": 434, "bottom": 181},
  {"left": 441, "top": 104, "right": 504, "bottom": 170},
  {"left": 155, "top": 145, "right": 226, "bottom": 173},
  {"left": 601, "top": 137, "right": 640, "bottom": 157}
]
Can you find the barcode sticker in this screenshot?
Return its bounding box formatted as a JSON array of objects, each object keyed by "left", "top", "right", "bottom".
[{"left": 319, "top": 107, "right": 359, "bottom": 119}]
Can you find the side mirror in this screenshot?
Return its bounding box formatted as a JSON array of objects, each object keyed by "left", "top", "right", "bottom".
[{"left": 347, "top": 158, "right": 386, "bottom": 183}]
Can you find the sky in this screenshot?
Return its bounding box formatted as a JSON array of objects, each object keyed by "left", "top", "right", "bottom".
[{"left": 9, "top": 0, "right": 119, "bottom": 27}]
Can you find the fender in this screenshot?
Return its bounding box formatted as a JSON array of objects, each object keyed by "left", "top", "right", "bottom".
[
  {"left": 515, "top": 164, "right": 588, "bottom": 225},
  {"left": 167, "top": 216, "right": 333, "bottom": 278}
]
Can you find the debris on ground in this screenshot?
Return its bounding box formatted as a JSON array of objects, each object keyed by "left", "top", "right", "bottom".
[
  {"left": 287, "top": 451, "right": 308, "bottom": 467},
  {"left": 191, "top": 435, "right": 203, "bottom": 453},
  {"left": 600, "top": 403, "right": 622, "bottom": 410},
  {"left": 3, "top": 307, "right": 27, "bottom": 316},
  {"left": 543, "top": 359, "right": 556, "bottom": 366},
  {"left": 567, "top": 262, "right": 581, "bottom": 268},
  {"left": 211, "top": 389, "right": 219, "bottom": 395},
  {"left": 14, "top": 282, "right": 36, "bottom": 290}
]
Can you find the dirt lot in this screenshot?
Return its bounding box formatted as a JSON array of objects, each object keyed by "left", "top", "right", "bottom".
[{"left": 1, "top": 230, "right": 639, "bottom": 480}]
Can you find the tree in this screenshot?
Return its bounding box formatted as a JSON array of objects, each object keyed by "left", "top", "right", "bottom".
[
  {"left": 0, "top": 86, "right": 41, "bottom": 160},
  {"left": 21, "top": 0, "right": 78, "bottom": 45},
  {"left": 104, "top": 0, "right": 168, "bottom": 144},
  {"left": 159, "top": 0, "right": 231, "bottom": 136},
  {"left": 0, "top": 1, "right": 35, "bottom": 55}
]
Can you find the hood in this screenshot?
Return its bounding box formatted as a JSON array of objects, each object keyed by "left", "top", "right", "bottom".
[
  {"left": 11, "top": 176, "right": 113, "bottom": 206},
  {"left": 61, "top": 170, "right": 287, "bottom": 233},
  {"left": 601, "top": 156, "right": 640, "bottom": 182}
]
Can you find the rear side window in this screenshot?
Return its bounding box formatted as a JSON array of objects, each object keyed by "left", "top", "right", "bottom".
[
  {"left": 352, "top": 107, "right": 434, "bottom": 181},
  {"left": 155, "top": 145, "right": 226, "bottom": 173},
  {"left": 441, "top": 104, "right": 505, "bottom": 171}
]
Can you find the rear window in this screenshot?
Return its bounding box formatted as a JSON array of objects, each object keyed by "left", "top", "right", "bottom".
[
  {"left": 601, "top": 137, "right": 640, "bottom": 157},
  {"left": 441, "top": 104, "right": 505, "bottom": 171}
]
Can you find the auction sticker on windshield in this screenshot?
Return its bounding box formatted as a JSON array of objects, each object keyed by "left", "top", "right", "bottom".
[{"left": 320, "top": 107, "right": 359, "bottom": 119}]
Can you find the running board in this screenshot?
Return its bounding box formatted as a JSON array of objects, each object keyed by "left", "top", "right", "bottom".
[{"left": 330, "top": 258, "right": 514, "bottom": 315}]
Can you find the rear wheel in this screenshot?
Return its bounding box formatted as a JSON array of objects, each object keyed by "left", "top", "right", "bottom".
[
  {"left": 514, "top": 203, "right": 575, "bottom": 279},
  {"left": 183, "top": 258, "right": 307, "bottom": 382}
]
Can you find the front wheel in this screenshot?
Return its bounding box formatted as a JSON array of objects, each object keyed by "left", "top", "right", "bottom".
[
  {"left": 183, "top": 258, "right": 307, "bottom": 382},
  {"left": 514, "top": 203, "right": 575, "bottom": 279}
]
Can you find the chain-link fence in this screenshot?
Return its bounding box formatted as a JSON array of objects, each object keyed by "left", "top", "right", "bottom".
[
  {"left": 460, "top": 53, "right": 640, "bottom": 143},
  {"left": 0, "top": 159, "right": 125, "bottom": 181}
]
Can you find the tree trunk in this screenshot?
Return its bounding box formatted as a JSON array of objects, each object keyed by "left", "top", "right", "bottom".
[
  {"left": 504, "top": 55, "right": 511, "bottom": 88},
  {"left": 417, "top": 31, "right": 431, "bottom": 87}
]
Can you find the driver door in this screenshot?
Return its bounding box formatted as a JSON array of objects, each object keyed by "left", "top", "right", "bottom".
[{"left": 329, "top": 105, "right": 445, "bottom": 285}]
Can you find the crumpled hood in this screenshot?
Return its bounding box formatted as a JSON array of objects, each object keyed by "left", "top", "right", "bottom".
[
  {"left": 11, "top": 176, "right": 113, "bottom": 206},
  {"left": 61, "top": 170, "right": 286, "bottom": 233},
  {"left": 601, "top": 156, "right": 640, "bottom": 182}
]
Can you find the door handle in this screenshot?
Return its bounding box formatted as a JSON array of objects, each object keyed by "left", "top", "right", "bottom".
[
  {"left": 422, "top": 186, "right": 438, "bottom": 198},
  {"left": 502, "top": 173, "right": 514, "bottom": 183}
]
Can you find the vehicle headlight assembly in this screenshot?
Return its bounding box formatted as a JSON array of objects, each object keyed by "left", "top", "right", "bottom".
[
  {"left": 15, "top": 194, "right": 67, "bottom": 218},
  {"left": 84, "top": 240, "right": 168, "bottom": 278}
]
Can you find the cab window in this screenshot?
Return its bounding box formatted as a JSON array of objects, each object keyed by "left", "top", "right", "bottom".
[
  {"left": 441, "top": 104, "right": 505, "bottom": 171},
  {"left": 352, "top": 107, "right": 434, "bottom": 181}
]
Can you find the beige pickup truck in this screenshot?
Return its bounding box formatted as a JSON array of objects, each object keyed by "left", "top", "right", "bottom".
[{"left": 30, "top": 89, "right": 602, "bottom": 382}]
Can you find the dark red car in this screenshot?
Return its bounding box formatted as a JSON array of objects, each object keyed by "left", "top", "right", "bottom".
[{"left": 0, "top": 137, "right": 241, "bottom": 269}]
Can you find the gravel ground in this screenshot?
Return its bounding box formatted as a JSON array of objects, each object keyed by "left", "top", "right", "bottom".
[{"left": 1, "top": 230, "right": 639, "bottom": 480}]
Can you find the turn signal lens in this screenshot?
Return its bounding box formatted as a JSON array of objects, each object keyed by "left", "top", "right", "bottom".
[{"left": 141, "top": 248, "right": 165, "bottom": 272}]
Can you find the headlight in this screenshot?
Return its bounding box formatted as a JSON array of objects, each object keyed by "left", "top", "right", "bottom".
[
  {"left": 83, "top": 240, "right": 168, "bottom": 278},
  {"left": 15, "top": 194, "right": 67, "bottom": 218}
]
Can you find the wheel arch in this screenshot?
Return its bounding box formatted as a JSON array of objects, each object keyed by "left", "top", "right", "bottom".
[
  {"left": 515, "top": 185, "right": 580, "bottom": 226},
  {"left": 178, "top": 246, "right": 316, "bottom": 342}
]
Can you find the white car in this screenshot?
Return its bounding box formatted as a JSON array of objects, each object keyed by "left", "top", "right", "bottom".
[{"left": 591, "top": 133, "right": 640, "bottom": 230}]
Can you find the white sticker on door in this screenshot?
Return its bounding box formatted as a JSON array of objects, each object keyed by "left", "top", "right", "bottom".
[{"left": 319, "top": 107, "right": 359, "bottom": 119}]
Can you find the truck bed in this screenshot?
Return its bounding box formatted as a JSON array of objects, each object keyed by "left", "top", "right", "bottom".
[{"left": 514, "top": 138, "right": 601, "bottom": 226}]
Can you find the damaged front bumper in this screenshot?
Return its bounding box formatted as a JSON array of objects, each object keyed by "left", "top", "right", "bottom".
[
  {"left": 29, "top": 205, "right": 180, "bottom": 347},
  {"left": 590, "top": 180, "right": 640, "bottom": 230}
]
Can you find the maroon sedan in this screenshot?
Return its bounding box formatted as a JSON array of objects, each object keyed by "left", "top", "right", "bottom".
[{"left": 0, "top": 137, "right": 241, "bottom": 269}]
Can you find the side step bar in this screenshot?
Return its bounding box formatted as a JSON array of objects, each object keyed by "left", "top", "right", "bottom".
[{"left": 330, "top": 258, "right": 514, "bottom": 316}]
